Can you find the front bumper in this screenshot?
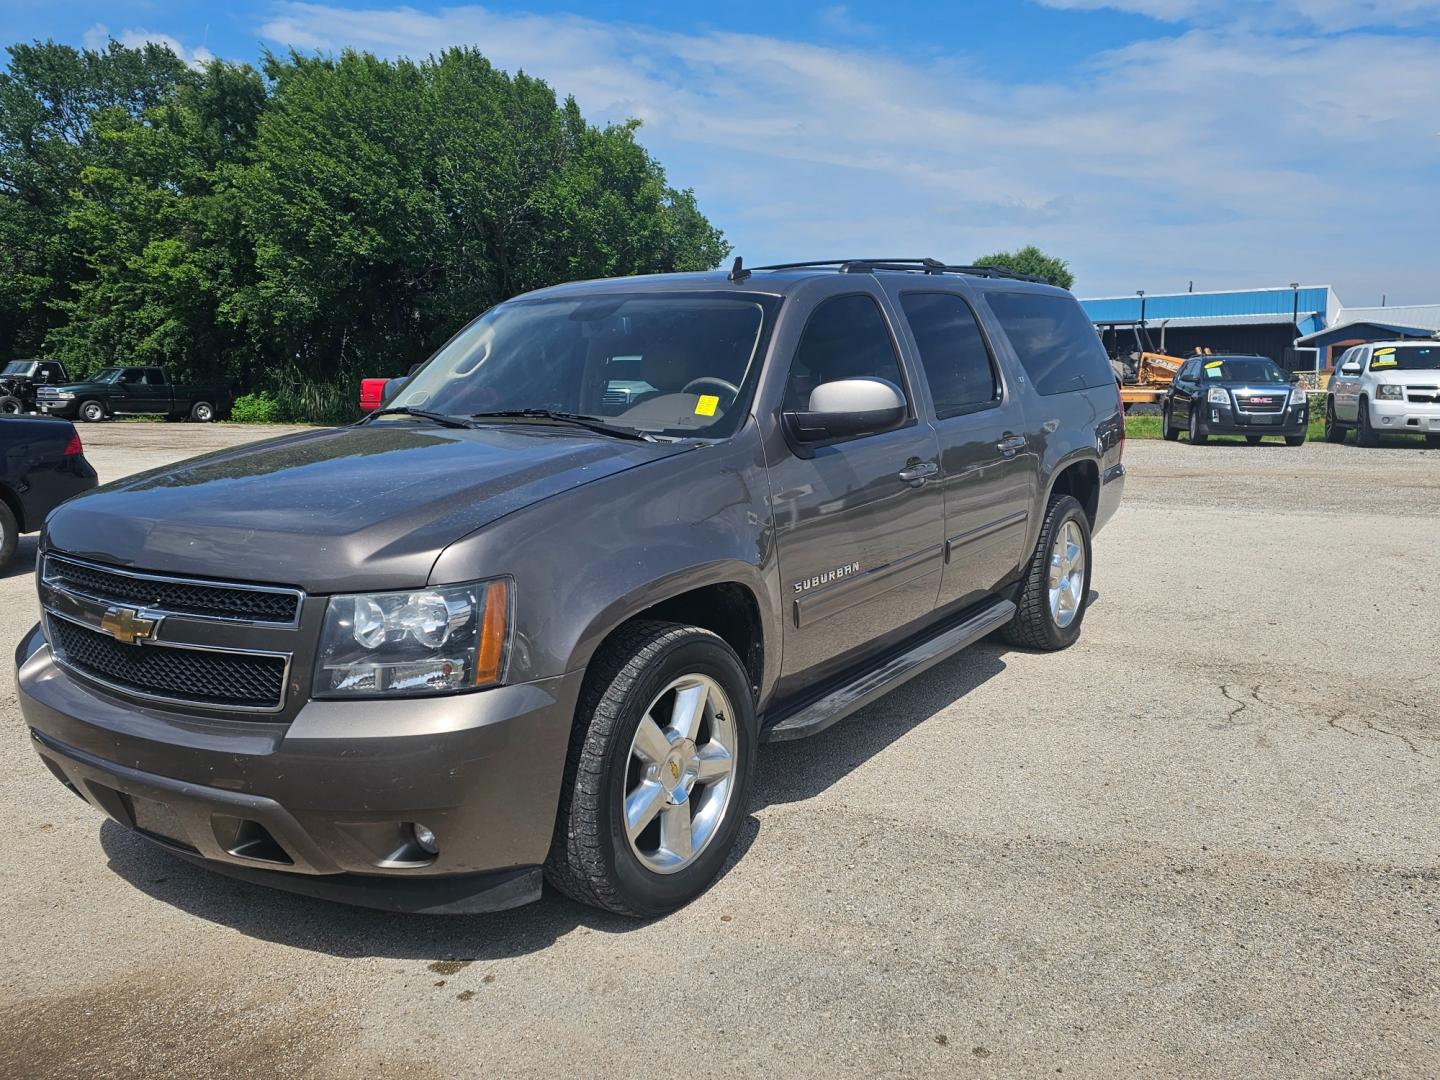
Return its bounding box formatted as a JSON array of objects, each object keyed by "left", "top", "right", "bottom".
[
  {"left": 36, "top": 399, "right": 78, "bottom": 418},
  {"left": 1367, "top": 398, "right": 1440, "bottom": 436},
  {"left": 17, "top": 624, "right": 582, "bottom": 913},
  {"left": 1198, "top": 400, "right": 1307, "bottom": 437}
]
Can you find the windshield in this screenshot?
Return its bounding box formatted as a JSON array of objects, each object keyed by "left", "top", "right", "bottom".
[
  {"left": 2, "top": 361, "right": 36, "bottom": 376},
  {"left": 90, "top": 367, "right": 124, "bottom": 384},
  {"left": 1370, "top": 345, "right": 1440, "bottom": 372},
  {"left": 386, "top": 293, "right": 777, "bottom": 438},
  {"left": 1201, "top": 357, "right": 1287, "bottom": 383}
]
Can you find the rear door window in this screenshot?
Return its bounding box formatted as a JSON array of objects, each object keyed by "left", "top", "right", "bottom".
[
  {"left": 144, "top": 368, "right": 167, "bottom": 386},
  {"left": 986, "top": 291, "right": 1114, "bottom": 396},
  {"left": 784, "top": 294, "right": 908, "bottom": 412},
  {"left": 899, "top": 292, "right": 999, "bottom": 418}
]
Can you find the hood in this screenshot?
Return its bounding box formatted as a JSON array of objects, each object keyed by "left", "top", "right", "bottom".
[{"left": 44, "top": 423, "right": 694, "bottom": 592}]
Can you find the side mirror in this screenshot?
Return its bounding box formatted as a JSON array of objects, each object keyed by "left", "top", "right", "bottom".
[
  {"left": 784, "top": 377, "right": 907, "bottom": 443},
  {"left": 1288, "top": 372, "right": 1301, "bottom": 383},
  {"left": 1340, "top": 363, "right": 1361, "bottom": 375}
]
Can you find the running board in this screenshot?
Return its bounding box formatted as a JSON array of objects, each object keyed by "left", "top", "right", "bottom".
[{"left": 762, "top": 598, "right": 1016, "bottom": 742}]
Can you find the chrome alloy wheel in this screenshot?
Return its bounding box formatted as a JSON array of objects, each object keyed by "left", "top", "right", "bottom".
[
  {"left": 623, "top": 674, "right": 737, "bottom": 875},
  {"left": 1048, "top": 519, "right": 1086, "bottom": 629}
]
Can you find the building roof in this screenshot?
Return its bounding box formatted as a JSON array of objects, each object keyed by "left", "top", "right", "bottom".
[
  {"left": 1080, "top": 285, "right": 1335, "bottom": 328},
  {"left": 1099, "top": 312, "right": 1319, "bottom": 328},
  {"left": 1327, "top": 304, "right": 1440, "bottom": 331}
]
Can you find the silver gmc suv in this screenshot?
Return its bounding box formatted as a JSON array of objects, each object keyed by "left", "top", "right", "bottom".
[{"left": 1324, "top": 340, "right": 1440, "bottom": 447}]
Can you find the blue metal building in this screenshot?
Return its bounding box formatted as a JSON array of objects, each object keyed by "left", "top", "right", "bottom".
[{"left": 1080, "top": 285, "right": 1336, "bottom": 370}]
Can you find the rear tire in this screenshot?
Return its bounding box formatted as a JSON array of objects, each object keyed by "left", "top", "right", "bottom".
[
  {"left": 1246, "top": 435, "right": 1262, "bottom": 445},
  {"left": 0, "top": 396, "right": 22, "bottom": 415},
  {"left": 0, "top": 500, "right": 16, "bottom": 571},
  {"left": 1355, "top": 396, "right": 1378, "bottom": 447},
  {"left": 1188, "top": 407, "right": 1208, "bottom": 445},
  {"left": 1323, "top": 398, "right": 1346, "bottom": 443},
  {"left": 999, "top": 494, "right": 1091, "bottom": 652},
  {"left": 190, "top": 401, "right": 215, "bottom": 422},
  {"left": 1161, "top": 404, "right": 1179, "bottom": 441},
  {"left": 545, "top": 621, "right": 757, "bottom": 917},
  {"left": 79, "top": 400, "right": 105, "bottom": 423},
  {"left": 1426, "top": 434, "right": 1440, "bottom": 449},
  {"left": 1285, "top": 433, "right": 1306, "bottom": 447}
]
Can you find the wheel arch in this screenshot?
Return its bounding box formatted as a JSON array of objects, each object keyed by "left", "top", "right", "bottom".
[
  {"left": 1044, "top": 456, "right": 1100, "bottom": 529},
  {"left": 0, "top": 481, "right": 24, "bottom": 533},
  {"left": 571, "top": 568, "right": 769, "bottom": 705}
]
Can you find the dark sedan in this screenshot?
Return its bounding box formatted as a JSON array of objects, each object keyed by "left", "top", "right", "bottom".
[
  {"left": 1162, "top": 354, "right": 1307, "bottom": 446},
  {"left": 0, "top": 416, "right": 98, "bottom": 570}
]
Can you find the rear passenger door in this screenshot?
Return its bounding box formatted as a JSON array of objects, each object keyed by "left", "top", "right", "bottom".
[{"left": 895, "top": 290, "right": 1035, "bottom": 610}]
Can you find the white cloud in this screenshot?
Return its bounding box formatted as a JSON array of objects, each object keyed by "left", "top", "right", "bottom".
[
  {"left": 254, "top": 3, "right": 1440, "bottom": 301},
  {"left": 84, "top": 23, "right": 215, "bottom": 70},
  {"left": 817, "top": 6, "right": 880, "bottom": 38},
  {"left": 1033, "top": 0, "right": 1440, "bottom": 31}
]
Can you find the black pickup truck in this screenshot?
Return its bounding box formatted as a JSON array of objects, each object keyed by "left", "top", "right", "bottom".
[
  {"left": 0, "top": 416, "right": 97, "bottom": 570},
  {"left": 0, "top": 359, "right": 70, "bottom": 415},
  {"left": 36, "top": 366, "right": 233, "bottom": 423}
]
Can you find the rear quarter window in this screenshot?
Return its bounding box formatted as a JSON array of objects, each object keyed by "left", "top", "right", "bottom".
[{"left": 986, "top": 291, "right": 1114, "bottom": 397}]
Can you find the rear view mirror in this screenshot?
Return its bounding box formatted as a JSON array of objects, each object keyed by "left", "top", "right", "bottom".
[
  {"left": 1340, "top": 363, "right": 1361, "bottom": 374},
  {"left": 784, "top": 377, "right": 907, "bottom": 442}
]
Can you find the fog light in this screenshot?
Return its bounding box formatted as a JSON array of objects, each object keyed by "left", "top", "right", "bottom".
[{"left": 412, "top": 823, "right": 439, "bottom": 854}]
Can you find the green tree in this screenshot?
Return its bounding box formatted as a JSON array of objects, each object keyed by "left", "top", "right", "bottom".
[
  {"left": 0, "top": 40, "right": 192, "bottom": 359},
  {"left": 973, "top": 245, "right": 1074, "bottom": 290},
  {"left": 234, "top": 47, "right": 729, "bottom": 390},
  {"left": 46, "top": 60, "right": 266, "bottom": 383}
]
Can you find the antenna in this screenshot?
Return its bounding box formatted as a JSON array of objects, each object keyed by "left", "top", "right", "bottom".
[{"left": 728, "top": 256, "right": 751, "bottom": 283}]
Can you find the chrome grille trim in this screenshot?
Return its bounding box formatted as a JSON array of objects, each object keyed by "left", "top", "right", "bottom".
[{"left": 42, "top": 554, "right": 304, "bottom": 628}]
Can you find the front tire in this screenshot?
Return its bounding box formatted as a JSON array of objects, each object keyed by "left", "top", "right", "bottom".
[
  {"left": 1161, "top": 404, "right": 1179, "bottom": 441},
  {"left": 79, "top": 400, "right": 106, "bottom": 423},
  {"left": 999, "top": 494, "right": 1091, "bottom": 652},
  {"left": 1285, "top": 433, "right": 1306, "bottom": 447},
  {"left": 1425, "top": 434, "right": 1440, "bottom": 449},
  {"left": 1355, "top": 396, "right": 1378, "bottom": 447},
  {"left": 1246, "top": 435, "right": 1262, "bottom": 445},
  {"left": 1323, "top": 398, "right": 1346, "bottom": 443},
  {"left": 1188, "top": 407, "right": 1208, "bottom": 445},
  {"left": 0, "top": 395, "right": 22, "bottom": 415},
  {"left": 546, "top": 621, "right": 757, "bottom": 917}
]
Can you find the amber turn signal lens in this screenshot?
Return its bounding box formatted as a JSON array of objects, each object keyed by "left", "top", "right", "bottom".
[{"left": 475, "top": 578, "right": 509, "bottom": 685}]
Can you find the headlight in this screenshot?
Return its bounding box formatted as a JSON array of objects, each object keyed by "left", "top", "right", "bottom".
[
  {"left": 53, "top": 391, "right": 75, "bottom": 400},
  {"left": 1206, "top": 387, "right": 1230, "bottom": 405},
  {"left": 314, "top": 579, "right": 511, "bottom": 697},
  {"left": 1289, "top": 387, "right": 1307, "bottom": 405},
  {"left": 1376, "top": 385, "right": 1404, "bottom": 401}
]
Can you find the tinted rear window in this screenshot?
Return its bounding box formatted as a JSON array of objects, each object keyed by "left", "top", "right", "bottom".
[{"left": 986, "top": 291, "right": 1114, "bottom": 396}]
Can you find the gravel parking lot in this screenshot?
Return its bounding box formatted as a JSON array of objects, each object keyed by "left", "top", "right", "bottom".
[{"left": 2, "top": 424, "right": 1436, "bottom": 1079}]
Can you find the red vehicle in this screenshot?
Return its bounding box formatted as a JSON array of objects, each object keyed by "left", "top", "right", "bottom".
[{"left": 359, "top": 378, "right": 389, "bottom": 413}]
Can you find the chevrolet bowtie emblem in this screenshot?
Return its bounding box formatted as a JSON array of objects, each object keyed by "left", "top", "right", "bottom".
[{"left": 99, "top": 606, "right": 158, "bottom": 646}]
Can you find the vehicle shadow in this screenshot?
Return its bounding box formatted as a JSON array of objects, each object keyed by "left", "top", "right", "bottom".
[
  {"left": 100, "top": 640, "right": 1012, "bottom": 958},
  {"left": 1, "top": 535, "right": 37, "bottom": 579},
  {"left": 753, "top": 641, "right": 1009, "bottom": 810},
  {"left": 99, "top": 809, "right": 761, "bottom": 961}
]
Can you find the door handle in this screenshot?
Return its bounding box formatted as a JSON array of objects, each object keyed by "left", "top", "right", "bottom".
[
  {"left": 996, "top": 434, "right": 1027, "bottom": 455},
  {"left": 897, "top": 460, "right": 939, "bottom": 484}
]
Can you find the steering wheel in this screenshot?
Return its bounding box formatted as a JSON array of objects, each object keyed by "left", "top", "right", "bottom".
[{"left": 681, "top": 377, "right": 740, "bottom": 405}]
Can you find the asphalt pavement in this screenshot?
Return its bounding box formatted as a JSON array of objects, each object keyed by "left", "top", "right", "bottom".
[{"left": 2, "top": 424, "right": 1436, "bottom": 1078}]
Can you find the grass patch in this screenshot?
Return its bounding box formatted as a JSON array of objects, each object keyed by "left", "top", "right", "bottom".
[{"left": 1126, "top": 413, "right": 1327, "bottom": 442}]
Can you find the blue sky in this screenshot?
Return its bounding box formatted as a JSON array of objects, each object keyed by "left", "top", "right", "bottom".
[{"left": 6, "top": 0, "right": 1440, "bottom": 304}]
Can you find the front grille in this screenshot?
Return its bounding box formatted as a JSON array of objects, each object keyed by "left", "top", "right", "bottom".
[
  {"left": 1235, "top": 395, "right": 1285, "bottom": 414},
  {"left": 44, "top": 555, "right": 300, "bottom": 625},
  {"left": 1406, "top": 386, "right": 1440, "bottom": 404},
  {"left": 48, "top": 616, "right": 287, "bottom": 711}
]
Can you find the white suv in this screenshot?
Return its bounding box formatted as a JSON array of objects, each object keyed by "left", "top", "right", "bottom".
[{"left": 1325, "top": 340, "right": 1440, "bottom": 448}]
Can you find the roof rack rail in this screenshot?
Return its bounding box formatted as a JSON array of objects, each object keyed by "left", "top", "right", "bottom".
[{"left": 747, "top": 258, "right": 1046, "bottom": 284}]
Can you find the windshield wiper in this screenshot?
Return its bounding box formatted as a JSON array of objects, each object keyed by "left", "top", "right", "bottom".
[
  {"left": 366, "top": 406, "right": 473, "bottom": 429},
  {"left": 467, "top": 409, "right": 656, "bottom": 442}
]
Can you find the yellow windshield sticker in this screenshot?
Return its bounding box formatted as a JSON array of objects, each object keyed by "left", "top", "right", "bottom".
[
  {"left": 1205, "top": 360, "right": 1224, "bottom": 368},
  {"left": 694, "top": 394, "right": 719, "bottom": 417},
  {"left": 1375, "top": 347, "right": 1396, "bottom": 355},
  {"left": 1371, "top": 357, "right": 1397, "bottom": 368}
]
